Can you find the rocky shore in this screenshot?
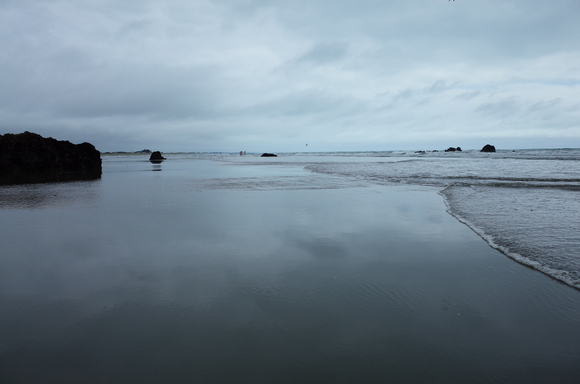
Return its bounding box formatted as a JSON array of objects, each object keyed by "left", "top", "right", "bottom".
[{"left": 0, "top": 131, "right": 101, "bottom": 184}]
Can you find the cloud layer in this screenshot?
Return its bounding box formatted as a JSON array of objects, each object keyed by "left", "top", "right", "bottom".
[{"left": 1, "top": 0, "right": 579, "bottom": 152}]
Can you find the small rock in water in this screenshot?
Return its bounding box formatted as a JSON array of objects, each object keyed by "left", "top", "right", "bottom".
[
  {"left": 149, "top": 151, "right": 166, "bottom": 163},
  {"left": 480, "top": 144, "right": 496, "bottom": 153}
]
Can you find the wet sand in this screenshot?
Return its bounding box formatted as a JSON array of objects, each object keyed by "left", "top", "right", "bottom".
[{"left": 1, "top": 156, "right": 579, "bottom": 383}]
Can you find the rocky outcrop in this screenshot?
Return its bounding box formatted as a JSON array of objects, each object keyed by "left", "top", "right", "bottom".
[
  {"left": 149, "top": 151, "right": 166, "bottom": 163},
  {"left": 0, "top": 132, "right": 102, "bottom": 177},
  {"left": 445, "top": 147, "right": 462, "bottom": 152},
  {"left": 480, "top": 144, "right": 496, "bottom": 153},
  {"left": 261, "top": 153, "right": 277, "bottom": 157}
]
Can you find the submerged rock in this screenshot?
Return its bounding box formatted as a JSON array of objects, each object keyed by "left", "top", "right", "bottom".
[
  {"left": 0, "top": 131, "right": 101, "bottom": 179},
  {"left": 149, "top": 151, "right": 166, "bottom": 163},
  {"left": 261, "top": 153, "right": 277, "bottom": 157},
  {"left": 481, "top": 144, "right": 496, "bottom": 153}
]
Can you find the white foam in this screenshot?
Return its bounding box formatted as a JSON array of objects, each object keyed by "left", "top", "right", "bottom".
[{"left": 440, "top": 189, "right": 580, "bottom": 289}]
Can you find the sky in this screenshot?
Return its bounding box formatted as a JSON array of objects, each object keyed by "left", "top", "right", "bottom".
[{"left": 1, "top": 0, "right": 579, "bottom": 153}]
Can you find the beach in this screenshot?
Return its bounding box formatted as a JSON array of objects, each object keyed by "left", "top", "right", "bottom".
[{"left": 1, "top": 153, "right": 580, "bottom": 383}]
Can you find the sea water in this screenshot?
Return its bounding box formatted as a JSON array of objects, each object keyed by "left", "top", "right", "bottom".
[
  {"left": 234, "top": 148, "right": 580, "bottom": 288},
  {"left": 1, "top": 150, "right": 580, "bottom": 383}
]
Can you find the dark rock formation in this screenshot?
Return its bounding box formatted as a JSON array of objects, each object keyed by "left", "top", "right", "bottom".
[
  {"left": 0, "top": 131, "right": 101, "bottom": 180},
  {"left": 149, "top": 151, "right": 166, "bottom": 163},
  {"left": 481, "top": 144, "right": 496, "bottom": 153},
  {"left": 261, "top": 153, "right": 277, "bottom": 157},
  {"left": 445, "top": 147, "right": 462, "bottom": 152}
]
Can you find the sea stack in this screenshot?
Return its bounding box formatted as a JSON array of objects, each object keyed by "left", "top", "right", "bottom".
[
  {"left": 0, "top": 131, "right": 102, "bottom": 177},
  {"left": 149, "top": 151, "right": 166, "bottom": 163},
  {"left": 480, "top": 144, "right": 496, "bottom": 153}
]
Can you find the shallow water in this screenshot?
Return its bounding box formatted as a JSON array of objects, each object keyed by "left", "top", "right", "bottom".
[
  {"left": 1, "top": 155, "right": 580, "bottom": 383},
  {"left": 295, "top": 149, "right": 580, "bottom": 288}
]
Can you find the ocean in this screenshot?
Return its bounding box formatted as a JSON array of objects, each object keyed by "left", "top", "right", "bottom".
[
  {"left": 1, "top": 149, "right": 579, "bottom": 383},
  {"left": 294, "top": 148, "right": 580, "bottom": 288}
]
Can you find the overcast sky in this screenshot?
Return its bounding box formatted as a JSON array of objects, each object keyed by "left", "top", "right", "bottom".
[{"left": 1, "top": 0, "right": 579, "bottom": 152}]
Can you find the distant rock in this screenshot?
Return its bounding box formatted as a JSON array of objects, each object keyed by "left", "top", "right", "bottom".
[
  {"left": 480, "top": 144, "right": 496, "bottom": 153},
  {"left": 445, "top": 147, "right": 462, "bottom": 152},
  {"left": 0, "top": 131, "right": 101, "bottom": 181},
  {"left": 261, "top": 153, "right": 277, "bottom": 157},
  {"left": 149, "top": 151, "right": 166, "bottom": 163}
]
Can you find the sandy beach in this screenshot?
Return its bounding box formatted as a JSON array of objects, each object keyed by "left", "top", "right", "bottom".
[{"left": 1, "top": 155, "right": 579, "bottom": 383}]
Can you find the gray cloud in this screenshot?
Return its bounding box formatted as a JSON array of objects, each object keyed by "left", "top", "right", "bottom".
[
  {"left": 295, "top": 42, "right": 348, "bottom": 65},
  {"left": 476, "top": 98, "right": 521, "bottom": 118}
]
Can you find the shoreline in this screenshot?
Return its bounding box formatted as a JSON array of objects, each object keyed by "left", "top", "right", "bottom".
[
  {"left": 1, "top": 155, "right": 580, "bottom": 382},
  {"left": 440, "top": 189, "right": 580, "bottom": 291}
]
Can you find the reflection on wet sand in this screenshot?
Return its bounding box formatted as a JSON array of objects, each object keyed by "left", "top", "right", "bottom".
[
  {"left": 2, "top": 156, "right": 580, "bottom": 383},
  {"left": 0, "top": 172, "right": 101, "bottom": 186},
  {"left": 0, "top": 179, "right": 101, "bottom": 209}
]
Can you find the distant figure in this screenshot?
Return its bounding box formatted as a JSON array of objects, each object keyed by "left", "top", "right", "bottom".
[
  {"left": 243, "top": 151, "right": 246, "bottom": 155},
  {"left": 306, "top": 143, "right": 308, "bottom": 146}
]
